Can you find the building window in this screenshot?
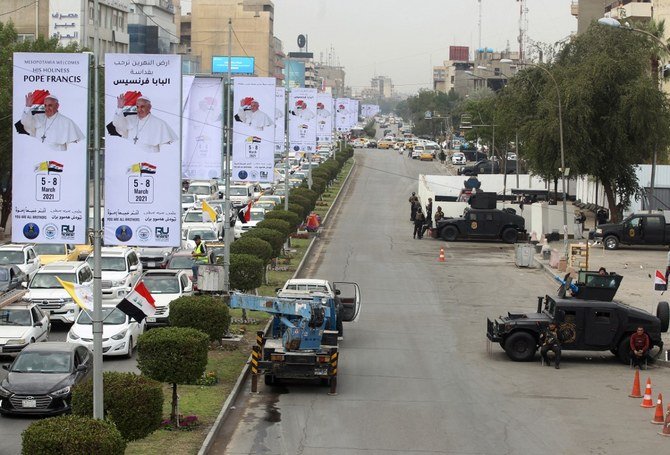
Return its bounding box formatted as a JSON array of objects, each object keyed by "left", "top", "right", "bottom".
[
  {"left": 494, "top": 67, "right": 501, "bottom": 76},
  {"left": 451, "top": 76, "right": 455, "bottom": 83},
  {"left": 17, "top": 34, "right": 35, "bottom": 43}
]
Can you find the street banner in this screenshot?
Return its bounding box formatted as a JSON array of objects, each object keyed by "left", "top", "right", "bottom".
[
  {"left": 289, "top": 88, "right": 317, "bottom": 154},
  {"left": 274, "top": 87, "right": 285, "bottom": 162},
  {"left": 349, "top": 99, "right": 360, "bottom": 129},
  {"left": 335, "top": 98, "right": 352, "bottom": 133},
  {"left": 182, "top": 76, "right": 223, "bottom": 180},
  {"left": 104, "top": 54, "right": 181, "bottom": 247},
  {"left": 316, "top": 93, "right": 333, "bottom": 144},
  {"left": 12, "top": 52, "right": 89, "bottom": 244},
  {"left": 361, "top": 104, "right": 380, "bottom": 118},
  {"left": 232, "top": 77, "right": 276, "bottom": 183},
  {"left": 655, "top": 270, "right": 667, "bottom": 291}
]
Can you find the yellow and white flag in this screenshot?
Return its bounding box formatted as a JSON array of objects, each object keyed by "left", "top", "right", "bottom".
[
  {"left": 202, "top": 199, "right": 217, "bottom": 222},
  {"left": 56, "top": 277, "right": 94, "bottom": 312}
]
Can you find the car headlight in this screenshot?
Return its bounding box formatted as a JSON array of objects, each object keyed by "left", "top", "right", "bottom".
[
  {"left": 595, "top": 228, "right": 602, "bottom": 235},
  {"left": 111, "top": 329, "right": 127, "bottom": 341},
  {"left": 50, "top": 386, "right": 71, "bottom": 397},
  {"left": 0, "top": 384, "right": 12, "bottom": 397},
  {"left": 111, "top": 279, "right": 125, "bottom": 287},
  {"left": 5, "top": 338, "right": 26, "bottom": 345},
  {"left": 118, "top": 289, "right": 127, "bottom": 297},
  {"left": 68, "top": 331, "right": 80, "bottom": 340}
]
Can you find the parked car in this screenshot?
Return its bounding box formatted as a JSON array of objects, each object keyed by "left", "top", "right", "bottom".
[
  {"left": 32, "top": 244, "right": 77, "bottom": 265},
  {"left": 255, "top": 200, "right": 277, "bottom": 212},
  {"left": 26, "top": 261, "right": 93, "bottom": 324},
  {"left": 166, "top": 250, "right": 196, "bottom": 282},
  {"left": 0, "top": 265, "right": 27, "bottom": 293},
  {"left": 227, "top": 183, "right": 255, "bottom": 208},
  {"left": 0, "top": 342, "right": 92, "bottom": 416},
  {"left": 0, "top": 244, "right": 40, "bottom": 281},
  {"left": 451, "top": 152, "right": 467, "bottom": 165},
  {"left": 136, "top": 246, "right": 177, "bottom": 269},
  {"left": 139, "top": 270, "right": 193, "bottom": 327},
  {"left": 234, "top": 207, "right": 266, "bottom": 239},
  {"left": 366, "top": 140, "right": 378, "bottom": 148},
  {"left": 85, "top": 247, "right": 142, "bottom": 301},
  {"left": 258, "top": 195, "right": 282, "bottom": 206},
  {"left": 181, "top": 227, "right": 219, "bottom": 250},
  {"left": 594, "top": 212, "right": 670, "bottom": 250},
  {"left": 67, "top": 305, "right": 144, "bottom": 357},
  {"left": 181, "top": 193, "right": 198, "bottom": 213},
  {"left": 0, "top": 300, "right": 50, "bottom": 356},
  {"left": 183, "top": 208, "right": 223, "bottom": 237},
  {"left": 185, "top": 179, "right": 219, "bottom": 201}
]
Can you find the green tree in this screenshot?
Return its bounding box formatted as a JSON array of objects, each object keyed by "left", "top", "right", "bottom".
[
  {"left": 0, "top": 22, "right": 81, "bottom": 228},
  {"left": 229, "top": 253, "right": 264, "bottom": 291},
  {"left": 395, "top": 89, "right": 461, "bottom": 138}
]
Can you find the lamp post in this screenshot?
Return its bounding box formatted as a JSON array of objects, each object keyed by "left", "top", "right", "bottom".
[{"left": 598, "top": 17, "right": 664, "bottom": 211}]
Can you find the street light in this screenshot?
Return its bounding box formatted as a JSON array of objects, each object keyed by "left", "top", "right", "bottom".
[
  {"left": 503, "top": 58, "right": 569, "bottom": 259},
  {"left": 598, "top": 16, "right": 664, "bottom": 211}
]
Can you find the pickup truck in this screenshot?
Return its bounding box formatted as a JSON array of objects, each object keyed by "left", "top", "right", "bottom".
[{"left": 594, "top": 212, "right": 670, "bottom": 250}]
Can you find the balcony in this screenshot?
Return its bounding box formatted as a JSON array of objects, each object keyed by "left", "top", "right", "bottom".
[{"left": 605, "top": 1, "right": 652, "bottom": 20}]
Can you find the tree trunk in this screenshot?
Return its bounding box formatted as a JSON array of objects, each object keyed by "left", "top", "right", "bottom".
[
  {"left": 602, "top": 181, "right": 619, "bottom": 222},
  {"left": 170, "top": 382, "right": 178, "bottom": 425}
]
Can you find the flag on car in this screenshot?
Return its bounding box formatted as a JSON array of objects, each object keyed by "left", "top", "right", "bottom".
[
  {"left": 116, "top": 282, "right": 156, "bottom": 323},
  {"left": 201, "top": 199, "right": 217, "bottom": 222},
  {"left": 56, "top": 277, "right": 94, "bottom": 312},
  {"left": 237, "top": 201, "right": 252, "bottom": 224}
]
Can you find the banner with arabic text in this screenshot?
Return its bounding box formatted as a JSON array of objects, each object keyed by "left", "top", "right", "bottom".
[
  {"left": 289, "top": 88, "right": 317, "bottom": 154},
  {"left": 316, "top": 93, "right": 333, "bottom": 143}
]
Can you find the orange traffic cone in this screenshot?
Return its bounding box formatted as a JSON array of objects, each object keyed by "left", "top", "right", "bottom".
[
  {"left": 438, "top": 247, "right": 445, "bottom": 262},
  {"left": 629, "top": 369, "right": 643, "bottom": 398},
  {"left": 641, "top": 378, "right": 654, "bottom": 408},
  {"left": 659, "top": 405, "right": 670, "bottom": 437},
  {"left": 652, "top": 394, "right": 665, "bottom": 425}
]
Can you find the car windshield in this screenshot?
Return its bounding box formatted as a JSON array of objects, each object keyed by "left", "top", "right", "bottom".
[
  {"left": 86, "top": 256, "right": 127, "bottom": 272},
  {"left": 256, "top": 202, "right": 274, "bottom": 210},
  {"left": 142, "top": 276, "right": 180, "bottom": 294},
  {"left": 187, "top": 185, "right": 211, "bottom": 195},
  {"left": 33, "top": 244, "right": 66, "bottom": 255},
  {"left": 229, "top": 187, "right": 248, "bottom": 196},
  {"left": 11, "top": 351, "right": 72, "bottom": 374},
  {"left": 188, "top": 230, "right": 217, "bottom": 240},
  {"left": 168, "top": 256, "right": 195, "bottom": 269},
  {"left": 184, "top": 212, "right": 204, "bottom": 222},
  {"left": 77, "top": 307, "right": 126, "bottom": 325},
  {"left": 0, "top": 251, "right": 24, "bottom": 265},
  {"left": 30, "top": 273, "right": 77, "bottom": 289},
  {"left": 0, "top": 269, "right": 9, "bottom": 281},
  {"left": 0, "top": 308, "right": 31, "bottom": 326},
  {"left": 250, "top": 212, "right": 265, "bottom": 222},
  {"left": 181, "top": 194, "right": 196, "bottom": 203}
]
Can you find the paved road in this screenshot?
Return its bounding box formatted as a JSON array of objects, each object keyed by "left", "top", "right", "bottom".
[
  {"left": 215, "top": 148, "right": 670, "bottom": 455},
  {"left": 0, "top": 323, "right": 139, "bottom": 455}
]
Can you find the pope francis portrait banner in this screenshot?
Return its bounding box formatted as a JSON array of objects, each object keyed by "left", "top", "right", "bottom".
[
  {"left": 232, "top": 77, "right": 276, "bottom": 183},
  {"left": 316, "top": 93, "right": 333, "bottom": 144},
  {"left": 104, "top": 54, "right": 182, "bottom": 247},
  {"left": 12, "top": 52, "right": 89, "bottom": 244},
  {"left": 289, "top": 88, "right": 317, "bottom": 155}
]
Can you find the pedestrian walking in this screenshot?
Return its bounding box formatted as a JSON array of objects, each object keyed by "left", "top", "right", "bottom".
[
  {"left": 409, "top": 192, "right": 419, "bottom": 221},
  {"left": 540, "top": 322, "right": 562, "bottom": 369},
  {"left": 414, "top": 211, "right": 426, "bottom": 239}
]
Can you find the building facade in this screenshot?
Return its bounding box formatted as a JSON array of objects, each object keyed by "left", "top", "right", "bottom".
[
  {"left": 316, "top": 64, "right": 346, "bottom": 97},
  {"left": 127, "top": 0, "right": 178, "bottom": 54}
]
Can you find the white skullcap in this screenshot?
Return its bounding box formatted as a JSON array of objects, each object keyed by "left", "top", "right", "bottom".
[
  {"left": 44, "top": 94, "right": 59, "bottom": 102},
  {"left": 137, "top": 96, "right": 151, "bottom": 103}
]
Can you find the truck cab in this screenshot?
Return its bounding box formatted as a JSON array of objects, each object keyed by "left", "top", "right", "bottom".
[{"left": 595, "top": 212, "right": 670, "bottom": 249}]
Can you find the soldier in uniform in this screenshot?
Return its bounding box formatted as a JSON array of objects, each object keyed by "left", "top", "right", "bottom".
[
  {"left": 408, "top": 192, "right": 419, "bottom": 221},
  {"left": 540, "top": 322, "right": 562, "bottom": 369}
]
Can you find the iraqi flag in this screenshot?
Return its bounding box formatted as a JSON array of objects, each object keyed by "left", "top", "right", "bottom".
[
  {"left": 237, "top": 201, "right": 252, "bottom": 224},
  {"left": 116, "top": 282, "right": 156, "bottom": 323}
]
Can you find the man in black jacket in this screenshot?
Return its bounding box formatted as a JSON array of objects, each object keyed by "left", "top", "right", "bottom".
[{"left": 540, "top": 322, "right": 562, "bottom": 369}]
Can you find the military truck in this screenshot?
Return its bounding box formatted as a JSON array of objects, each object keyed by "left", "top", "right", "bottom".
[
  {"left": 594, "top": 211, "right": 670, "bottom": 250},
  {"left": 486, "top": 271, "right": 669, "bottom": 363}
]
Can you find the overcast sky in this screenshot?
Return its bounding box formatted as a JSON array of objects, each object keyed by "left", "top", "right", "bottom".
[{"left": 273, "top": 0, "right": 576, "bottom": 94}]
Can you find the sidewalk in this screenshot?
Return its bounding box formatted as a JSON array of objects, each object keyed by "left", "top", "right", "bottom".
[{"left": 533, "top": 240, "right": 670, "bottom": 363}]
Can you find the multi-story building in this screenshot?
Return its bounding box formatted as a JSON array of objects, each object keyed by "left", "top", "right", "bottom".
[
  {"left": 370, "top": 76, "right": 393, "bottom": 98},
  {"left": 188, "top": 0, "right": 276, "bottom": 77},
  {"left": 272, "top": 36, "right": 285, "bottom": 83},
  {"left": 315, "top": 64, "right": 346, "bottom": 97},
  {"left": 0, "top": 0, "right": 130, "bottom": 53},
  {"left": 469, "top": 50, "right": 521, "bottom": 92},
  {"left": 127, "top": 0, "right": 179, "bottom": 54},
  {"left": 571, "top": 0, "right": 607, "bottom": 34}
]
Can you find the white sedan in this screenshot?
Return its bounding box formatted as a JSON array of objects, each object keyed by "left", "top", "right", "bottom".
[
  {"left": 0, "top": 302, "right": 50, "bottom": 356},
  {"left": 234, "top": 207, "right": 266, "bottom": 239},
  {"left": 66, "top": 306, "right": 144, "bottom": 358},
  {"left": 451, "top": 152, "right": 466, "bottom": 165}
]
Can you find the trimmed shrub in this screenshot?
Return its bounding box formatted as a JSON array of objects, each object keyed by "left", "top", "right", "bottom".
[
  {"left": 256, "top": 219, "right": 292, "bottom": 237},
  {"left": 288, "top": 194, "right": 313, "bottom": 213},
  {"left": 265, "top": 209, "right": 301, "bottom": 229},
  {"left": 137, "top": 327, "right": 209, "bottom": 424},
  {"left": 22, "top": 415, "right": 126, "bottom": 455},
  {"left": 72, "top": 372, "right": 163, "bottom": 441},
  {"left": 230, "top": 253, "right": 264, "bottom": 292},
  {"left": 169, "top": 295, "right": 231, "bottom": 341},
  {"left": 287, "top": 203, "right": 308, "bottom": 222},
  {"left": 230, "top": 236, "right": 274, "bottom": 264},
  {"left": 290, "top": 187, "right": 319, "bottom": 205},
  {"left": 241, "top": 227, "right": 285, "bottom": 257}
]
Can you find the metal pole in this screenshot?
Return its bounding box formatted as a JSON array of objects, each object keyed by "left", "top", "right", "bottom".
[
  {"left": 222, "top": 19, "right": 232, "bottom": 292},
  {"left": 491, "top": 124, "right": 495, "bottom": 174},
  {"left": 650, "top": 146, "right": 657, "bottom": 211},
  {"left": 307, "top": 152, "right": 313, "bottom": 190},
  {"left": 515, "top": 130, "right": 520, "bottom": 188},
  {"left": 284, "top": 59, "right": 290, "bottom": 211},
  {"left": 92, "top": 0, "right": 103, "bottom": 420},
  {"left": 35, "top": 0, "right": 39, "bottom": 38},
  {"left": 556, "top": 84, "right": 568, "bottom": 259}
]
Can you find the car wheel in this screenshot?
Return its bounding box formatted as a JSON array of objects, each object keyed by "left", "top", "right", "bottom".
[
  {"left": 30, "top": 338, "right": 35, "bottom": 344},
  {"left": 441, "top": 226, "right": 458, "bottom": 242},
  {"left": 126, "top": 337, "right": 134, "bottom": 359},
  {"left": 501, "top": 228, "right": 518, "bottom": 244},
  {"left": 617, "top": 336, "right": 631, "bottom": 364},
  {"left": 503, "top": 332, "right": 537, "bottom": 362},
  {"left": 604, "top": 235, "right": 619, "bottom": 250},
  {"left": 264, "top": 374, "right": 277, "bottom": 386},
  {"left": 657, "top": 301, "right": 669, "bottom": 332}
]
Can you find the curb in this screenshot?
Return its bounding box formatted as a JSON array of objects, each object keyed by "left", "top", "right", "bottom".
[
  {"left": 530, "top": 254, "right": 670, "bottom": 369},
  {"left": 198, "top": 157, "right": 357, "bottom": 455}
]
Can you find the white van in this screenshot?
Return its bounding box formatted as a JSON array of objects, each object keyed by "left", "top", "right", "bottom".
[
  {"left": 186, "top": 179, "right": 219, "bottom": 201},
  {"left": 228, "top": 183, "right": 254, "bottom": 208}
]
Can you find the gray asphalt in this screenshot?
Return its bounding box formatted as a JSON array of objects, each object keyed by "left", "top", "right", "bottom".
[{"left": 215, "top": 148, "right": 670, "bottom": 455}]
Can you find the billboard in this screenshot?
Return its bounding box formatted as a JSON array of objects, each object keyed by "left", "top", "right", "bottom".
[
  {"left": 104, "top": 54, "right": 182, "bottom": 247},
  {"left": 211, "top": 56, "right": 255, "bottom": 74},
  {"left": 284, "top": 60, "right": 305, "bottom": 88},
  {"left": 288, "top": 88, "right": 317, "bottom": 154},
  {"left": 335, "top": 98, "right": 351, "bottom": 132},
  {"left": 12, "top": 52, "right": 89, "bottom": 244},
  {"left": 274, "top": 87, "right": 286, "bottom": 158},
  {"left": 232, "top": 77, "right": 276, "bottom": 183},
  {"left": 316, "top": 93, "right": 333, "bottom": 143},
  {"left": 182, "top": 76, "right": 224, "bottom": 179},
  {"left": 361, "top": 104, "right": 380, "bottom": 118}
]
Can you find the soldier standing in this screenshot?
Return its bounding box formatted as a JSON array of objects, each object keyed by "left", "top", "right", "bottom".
[
  {"left": 414, "top": 210, "right": 426, "bottom": 239},
  {"left": 540, "top": 322, "right": 562, "bottom": 369},
  {"left": 409, "top": 192, "right": 419, "bottom": 221}
]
